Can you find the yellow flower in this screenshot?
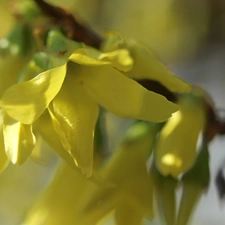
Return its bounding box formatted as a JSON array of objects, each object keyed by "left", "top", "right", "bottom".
[
  {"left": 102, "top": 31, "right": 191, "bottom": 94},
  {"left": 0, "top": 111, "right": 8, "bottom": 172},
  {"left": 0, "top": 31, "right": 186, "bottom": 176},
  {"left": 0, "top": 22, "right": 34, "bottom": 172},
  {"left": 83, "top": 122, "right": 159, "bottom": 224},
  {"left": 21, "top": 163, "right": 102, "bottom": 225},
  {"left": 155, "top": 88, "right": 207, "bottom": 177}
]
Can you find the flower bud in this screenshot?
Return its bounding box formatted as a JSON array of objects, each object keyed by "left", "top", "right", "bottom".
[{"left": 155, "top": 89, "right": 206, "bottom": 177}]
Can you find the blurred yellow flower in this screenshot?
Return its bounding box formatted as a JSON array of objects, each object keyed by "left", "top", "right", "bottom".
[
  {"left": 155, "top": 89, "right": 206, "bottom": 177},
  {"left": 0, "top": 30, "right": 189, "bottom": 176},
  {"left": 83, "top": 122, "right": 159, "bottom": 224},
  {"left": 21, "top": 163, "right": 101, "bottom": 225}
]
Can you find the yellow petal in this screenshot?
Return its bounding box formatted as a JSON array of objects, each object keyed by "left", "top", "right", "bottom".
[
  {"left": 69, "top": 47, "right": 133, "bottom": 72},
  {"left": 0, "top": 64, "right": 67, "bottom": 124},
  {"left": 3, "top": 113, "right": 36, "bottom": 165},
  {"left": 103, "top": 122, "right": 155, "bottom": 182},
  {"left": 51, "top": 76, "right": 99, "bottom": 177},
  {"left": 155, "top": 95, "right": 206, "bottom": 177},
  {"left": 0, "top": 111, "right": 9, "bottom": 172},
  {"left": 69, "top": 48, "right": 109, "bottom": 66},
  {"left": 21, "top": 163, "right": 99, "bottom": 225},
  {"left": 99, "top": 49, "right": 133, "bottom": 72},
  {"left": 102, "top": 32, "right": 191, "bottom": 93},
  {"left": 74, "top": 64, "right": 178, "bottom": 122},
  {"left": 85, "top": 122, "right": 157, "bottom": 220},
  {"left": 0, "top": 130, "right": 9, "bottom": 172},
  {"left": 47, "top": 106, "right": 71, "bottom": 153},
  {"left": 36, "top": 110, "right": 77, "bottom": 169},
  {"left": 124, "top": 39, "right": 191, "bottom": 93},
  {"left": 103, "top": 123, "right": 156, "bottom": 218}
]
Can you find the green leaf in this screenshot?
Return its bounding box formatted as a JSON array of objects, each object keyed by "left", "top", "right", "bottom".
[
  {"left": 47, "top": 30, "right": 81, "bottom": 57},
  {"left": 151, "top": 166, "right": 177, "bottom": 225},
  {"left": 176, "top": 145, "right": 210, "bottom": 225},
  {"left": 1, "top": 23, "right": 34, "bottom": 56}
]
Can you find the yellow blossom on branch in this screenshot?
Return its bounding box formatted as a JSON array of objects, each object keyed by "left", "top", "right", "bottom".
[
  {"left": 155, "top": 88, "right": 207, "bottom": 177},
  {"left": 83, "top": 122, "right": 160, "bottom": 224},
  {"left": 102, "top": 31, "right": 191, "bottom": 93},
  {"left": 0, "top": 30, "right": 191, "bottom": 176}
]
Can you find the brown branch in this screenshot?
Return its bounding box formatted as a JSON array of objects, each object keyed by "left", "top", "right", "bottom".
[{"left": 33, "top": 0, "right": 104, "bottom": 49}]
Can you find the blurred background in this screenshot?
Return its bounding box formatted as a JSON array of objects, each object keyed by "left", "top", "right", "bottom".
[{"left": 1, "top": 0, "right": 225, "bottom": 224}]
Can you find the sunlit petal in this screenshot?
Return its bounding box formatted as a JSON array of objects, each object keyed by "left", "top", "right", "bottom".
[
  {"left": 0, "top": 64, "right": 67, "bottom": 124},
  {"left": 155, "top": 92, "right": 206, "bottom": 177},
  {"left": 3, "top": 113, "right": 35, "bottom": 165},
  {"left": 69, "top": 47, "right": 133, "bottom": 71},
  {"left": 85, "top": 122, "right": 157, "bottom": 220},
  {"left": 0, "top": 132, "right": 9, "bottom": 172},
  {"left": 102, "top": 32, "right": 191, "bottom": 93},
  {"left": 74, "top": 64, "right": 178, "bottom": 122},
  {"left": 99, "top": 49, "right": 133, "bottom": 72},
  {"left": 0, "top": 111, "right": 9, "bottom": 172},
  {"left": 51, "top": 76, "right": 99, "bottom": 177},
  {"left": 47, "top": 106, "right": 71, "bottom": 153},
  {"left": 69, "top": 48, "right": 109, "bottom": 66}
]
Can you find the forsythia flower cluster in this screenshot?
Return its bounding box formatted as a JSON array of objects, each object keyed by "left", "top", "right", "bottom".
[{"left": 0, "top": 1, "right": 213, "bottom": 225}]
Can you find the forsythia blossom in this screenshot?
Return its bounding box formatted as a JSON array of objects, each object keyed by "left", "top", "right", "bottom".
[
  {"left": 0, "top": 30, "right": 191, "bottom": 176},
  {"left": 155, "top": 88, "right": 206, "bottom": 177},
  {"left": 0, "top": 2, "right": 216, "bottom": 225}
]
